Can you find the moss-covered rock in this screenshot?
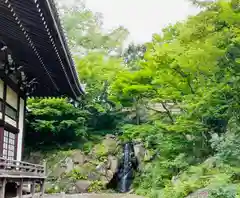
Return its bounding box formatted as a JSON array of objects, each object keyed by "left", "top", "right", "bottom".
[
  {"left": 26, "top": 134, "right": 124, "bottom": 194},
  {"left": 91, "top": 135, "right": 119, "bottom": 160}
]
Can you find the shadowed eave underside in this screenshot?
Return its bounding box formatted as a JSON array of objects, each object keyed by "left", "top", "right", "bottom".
[{"left": 0, "top": 0, "right": 84, "bottom": 99}]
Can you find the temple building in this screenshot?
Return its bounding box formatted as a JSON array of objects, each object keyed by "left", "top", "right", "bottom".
[{"left": 0, "top": 0, "right": 84, "bottom": 197}]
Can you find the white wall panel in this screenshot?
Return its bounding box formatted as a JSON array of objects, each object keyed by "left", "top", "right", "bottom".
[
  {"left": 5, "top": 116, "right": 17, "bottom": 127},
  {"left": 6, "top": 86, "right": 18, "bottom": 109}
]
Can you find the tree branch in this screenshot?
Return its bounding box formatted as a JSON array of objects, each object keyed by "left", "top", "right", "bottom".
[
  {"left": 173, "top": 67, "right": 195, "bottom": 94},
  {"left": 161, "top": 102, "right": 174, "bottom": 124},
  {"left": 146, "top": 103, "right": 174, "bottom": 124}
]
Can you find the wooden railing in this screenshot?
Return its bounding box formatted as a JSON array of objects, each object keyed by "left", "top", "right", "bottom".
[{"left": 0, "top": 157, "right": 46, "bottom": 178}]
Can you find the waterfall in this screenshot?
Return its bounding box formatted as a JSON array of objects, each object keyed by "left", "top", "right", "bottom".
[
  {"left": 117, "top": 142, "right": 137, "bottom": 193},
  {"left": 123, "top": 143, "right": 130, "bottom": 174},
  {"left": 106, "top": 141, "right": 138, "bottom": 192}
]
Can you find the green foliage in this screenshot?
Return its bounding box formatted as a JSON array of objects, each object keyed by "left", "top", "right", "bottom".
[
  {"left": 58, "top": 0, "right": 129, "bottom": 55},
  {"left": 88, "top": 180, "right": 105, "bottom": 192},
  {"left": 26, "top": 98, "right": 88, "bottom": 149},
  {"left": 82, "top": 141, "right": 95, "bottom": 154},
  {"left": 75, "top": 52, "right": 124, "bottom": 103},
  {"left": 151, "top": 160, "right": 240, "bottom": 198},
  {"left": 211, "top": 119, "right": 240, "bottom": 166},
  {"left": 119, "top": 124, "right": 157, "bottom": 142},
  {"left": 122, "top": 43, "right": 146, "bottom": 71},
  {"left": 209, "top": 186, "right": 237, "bottom": 198},
  {"left": 68, "top": 168, "right": 87, "bottom": 181},
  {"left": 109, "top": 0, "right": 240, "bottom": 197},
  {"left": 45, "top": 185, "right": 62, "bottom": 194},
  {"left": 93, "top": 144, "right": 109, "bottom": 160}
]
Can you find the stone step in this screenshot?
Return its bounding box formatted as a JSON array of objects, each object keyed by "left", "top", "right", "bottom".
[{"left": 44, "top": 193, "right": 145, "bottom": 198}]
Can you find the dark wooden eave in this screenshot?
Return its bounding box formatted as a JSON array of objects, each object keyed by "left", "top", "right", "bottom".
[{"left": 0, "top": 0, "right": 84, "bottom": 99}]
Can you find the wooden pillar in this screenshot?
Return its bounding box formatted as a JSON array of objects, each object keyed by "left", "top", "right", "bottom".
[
  {"left": 2, "top": 80, "right": 6, "bottom": 122},
  {"left": 21, "top": 96, "right": 27, "bottom": 158},
  {"left": 30, "top": 180, "right": 35, "bottom": 196},
  {"left": 40, "top": 160, "right": 47, "bottom": 197},
  {"left": 43, "top": 160, "right": 47, "bottom": 176},
  {"left": 0, "top": 127, "right": 4, "bottom": 157},
  {"left": 15, "top": 93, "right": 20, "bottom": 161},
  {"left": 17, "top": 179, "right": 23, "bottom": 198},
  {"left": 0, "top": 178, "right": 6, "bottom": 198},
  {"left": 40, "top": 179, "right": 45, "bottom": 198}
]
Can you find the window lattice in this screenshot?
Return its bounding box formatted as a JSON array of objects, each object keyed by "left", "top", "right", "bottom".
[{"left": 3, "top": 130, "right": 16, "bottom": 160}]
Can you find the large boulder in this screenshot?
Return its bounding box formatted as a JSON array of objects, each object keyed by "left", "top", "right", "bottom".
[
  {"left": 105, "top": 134, "right": 116, "bottom": 140},
  {"left": 76, "top": 162, "right": 97, "bottom": 179},
  {"left": 66, "top": 186, "right": 77, "bottom": 194},
  {"left": 106, "top": 170, "right": 114, "bottom": 181},
  {"left": 133, "top": 143, "right": 146, "bottom": 170},
  {"left": 49, "top": 166, "right": 66, "bottom": 178},
  {"left": 88, "top": 172, "right": 101, "bottom": 181},
  {"left": 107, "top": 155, "right": 119, "bottom": 173},
  {"left": 95, "top": 155, "right": 119, "bottom": 184},
  {"left": 96, "top": 162, "right": 108, "bottom": 175},
  {"left": 72, "top": 151, "right": 86, "bottom": 165},
  {"left": 58, "top": 178, "right": 74, "bottom": 193},
  {"left": 65, "top": 157, "right": 74, "bottom": 173},
  {"left": 92, "top": 135, "right": 118, "bottom": 159},
  {"left": 133, "top": 143, "right": 145, "bottom": 161},
  {"left": 75, "top": 180, "right": 92, "bottom": 193}
]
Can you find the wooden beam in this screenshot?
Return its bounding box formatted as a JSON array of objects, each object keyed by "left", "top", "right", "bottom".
[{"left": 0, "top": 174, "right": 46, "bottom": 179}]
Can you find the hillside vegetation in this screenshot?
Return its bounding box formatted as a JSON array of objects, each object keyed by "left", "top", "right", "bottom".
[{"left": 25, "top": 0, "right": 240, "bottom": 197}]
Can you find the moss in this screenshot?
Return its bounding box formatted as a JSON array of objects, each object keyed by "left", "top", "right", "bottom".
[
  {"left": 88, "top": 180, "right": 105, "bottom": 192},
  {"left": 67, "top": 168, "right": 88, "bottom": 181},
  {"left": 45, "top": 185, "right": 62, "bottom": 194},
  {"left": 83, "top": 141, "right": 95, "bottom": 154},
  {"left": 93, "top": 144, "right": 109, "bottom": 160},
  {"left": 92, "top": 138, "right": 118, "bottom": 161}
]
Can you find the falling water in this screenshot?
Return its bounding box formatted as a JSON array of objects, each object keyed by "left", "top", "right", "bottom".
[
  {"left": 106, "top": 141, "right": 138, "bottom": 192},
  {"left": 117, "top": 142, "right": 136, "bottom": 193},
  {"left": 123, "top": 143, "right": 130, "bottom": 174}
]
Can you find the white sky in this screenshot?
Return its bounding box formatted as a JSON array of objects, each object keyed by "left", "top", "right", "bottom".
[{"left": 85, "top": 0, "right": 200, "bottom": 44}]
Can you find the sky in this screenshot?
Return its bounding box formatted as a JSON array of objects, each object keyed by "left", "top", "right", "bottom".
[{"left": 85, "top": 0, "right": 200, "bottom": 44}]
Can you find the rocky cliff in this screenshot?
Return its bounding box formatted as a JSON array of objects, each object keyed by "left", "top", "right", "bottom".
[{"left": 24, "top": 135, "right": 149, "bottom": 194}]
